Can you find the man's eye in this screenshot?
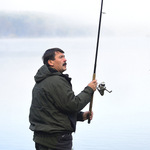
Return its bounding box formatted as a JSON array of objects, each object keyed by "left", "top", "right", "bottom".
[{"left": 60, "top": 56, "right": 64, "bottom": 58}]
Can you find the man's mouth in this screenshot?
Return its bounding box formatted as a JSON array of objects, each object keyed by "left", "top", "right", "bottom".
[{"left": 63, "top": 62, "right": 67, "bottom": 66}]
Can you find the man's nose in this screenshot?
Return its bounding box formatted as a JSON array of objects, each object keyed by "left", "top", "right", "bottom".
[{"left": 64, "top": 58, "right": 67, "bottom": 61}]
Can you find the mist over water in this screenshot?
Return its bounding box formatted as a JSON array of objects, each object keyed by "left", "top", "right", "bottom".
[{"left": 0, "top": 37, "right": 150, "bottom": 150}]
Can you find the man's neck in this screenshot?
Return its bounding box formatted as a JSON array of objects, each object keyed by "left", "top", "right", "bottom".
[{"left": 48, "top": 67, "right": 58, "bottom": 73}]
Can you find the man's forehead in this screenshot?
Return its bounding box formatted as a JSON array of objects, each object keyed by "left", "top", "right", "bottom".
[{"left": 55, "top": 51, "right": 65, "bottom": 56}]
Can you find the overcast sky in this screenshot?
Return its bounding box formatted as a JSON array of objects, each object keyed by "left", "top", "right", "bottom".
[{"left": 0, "top": 0, "right": 149, "bottom": 36}]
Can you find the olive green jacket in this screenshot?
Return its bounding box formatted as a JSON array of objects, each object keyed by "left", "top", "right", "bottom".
[{"left": 29, "top": 64, "right": 94, "bottom": 134}]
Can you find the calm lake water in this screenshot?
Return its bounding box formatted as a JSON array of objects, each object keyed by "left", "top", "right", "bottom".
[{"left": 0, "top": 37, "right": 150, "bottom": 150}]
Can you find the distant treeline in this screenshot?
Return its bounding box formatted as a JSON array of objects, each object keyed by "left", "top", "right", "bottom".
[{"left": 0, "top": 12, "right": 95, "bottom": 38}]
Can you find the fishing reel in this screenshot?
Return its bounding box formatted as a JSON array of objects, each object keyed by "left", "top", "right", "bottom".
[{"left": 97, "top": 82, "right": 112, "bottom": 96}]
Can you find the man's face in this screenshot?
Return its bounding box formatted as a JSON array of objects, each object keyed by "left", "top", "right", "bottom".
[{"left": 48, "top": 51, "right": 67, "bottom": 73}]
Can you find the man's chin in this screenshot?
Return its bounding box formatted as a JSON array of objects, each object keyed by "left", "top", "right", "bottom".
[
  {"left": 63, "top": 68, "right": 67, "bottom": 72},
  {"left": 61, "top": 67, "right": 67, "bottom": 73}
]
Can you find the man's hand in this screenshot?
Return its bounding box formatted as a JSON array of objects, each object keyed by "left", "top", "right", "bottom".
[
  {"left": 83, "top": 111, "right": 93, "bottom": 121},
  {"left": 88, "top": 80, "right": 97, "bottom": 91}
]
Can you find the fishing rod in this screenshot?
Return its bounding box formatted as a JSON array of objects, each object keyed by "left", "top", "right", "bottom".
[
  {"left": 88, "top": 0, "right": 104, "bottom": 124},
  {"left": 88, "top": 0, "right": 112, "bottom": 124}
]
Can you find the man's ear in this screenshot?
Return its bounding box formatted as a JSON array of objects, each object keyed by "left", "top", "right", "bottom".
[{"left": 48, "top": 60, "right": 54, "bottom": 67}]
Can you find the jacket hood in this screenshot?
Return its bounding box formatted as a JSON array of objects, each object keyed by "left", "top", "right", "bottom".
[{"left": 34, "top": 65, "right": 60, "bottom": 83}]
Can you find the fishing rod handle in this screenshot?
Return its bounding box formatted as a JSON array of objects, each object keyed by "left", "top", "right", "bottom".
[
  {"left": 88, "top": 96, "right": 94, "bottom": 124},
  {"left": 88, "top": 73, "right": 96, "bottom": 124}
]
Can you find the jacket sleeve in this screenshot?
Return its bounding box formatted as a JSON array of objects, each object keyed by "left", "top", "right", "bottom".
[
  {"left": 77, "top": 111, "right": 84, "bottom": 121},
  {"left": 46, "top": 76, "right": 94, "bottom": 113}
]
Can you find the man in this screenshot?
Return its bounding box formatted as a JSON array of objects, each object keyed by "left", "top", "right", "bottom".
[{"left": 29, "top": 48, "right": 97, "bottom": 150}]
